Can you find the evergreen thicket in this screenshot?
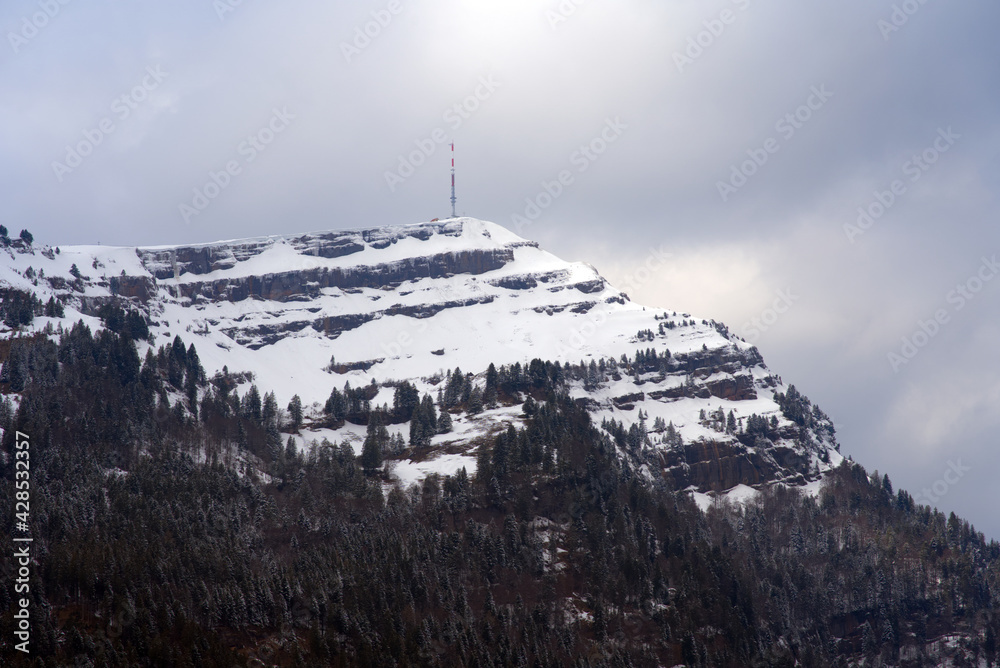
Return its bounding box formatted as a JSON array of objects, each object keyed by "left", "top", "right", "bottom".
[{"left": 0, "top": 325, "right": 998, "bottom": 666}]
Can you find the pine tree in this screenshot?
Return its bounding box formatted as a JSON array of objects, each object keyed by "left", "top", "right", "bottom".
[
  {"left": 127, "top": 310, "right": 149, "bottom": 341},
  {"left": 242, "top": 385, "right": 262, "bottom": 422},
  {"left": 361, "top": 414, "right": 387, "bottom": 473},
  {"left": 44, "top": 297, "right": 64, "bottom": 318},
  {"left": 262, "top": 391, "right": 278, "bottom": 427},
  {"left": 1, "top": 343, "right": 26, "bottom": 391},
  {"left": 468, "top": 387, "right": 484, "bottom": 415},
  {"left": 444, "top": 367, "right": 464, "bottom": 408},
  {"left": 665, "top": 422, "right": 682, "bottom": 447},
  {"left": 484, "top": 363, "right": 498, "bottom": 408},
  {"left": 522, "top": 396, "right": 536, "bottom": 417},
  {"left": 460, "top": 373, "right": 473, "bottom": 405},
  {"left": 324, "top": 387, "right": 345, "bottom": 420},
  {"left": 266, "top": 420, "right": 282, "bottom": 461},
  {"left": 0, "top": 396, "right": 13, "bottom": 430},
  {"left": 167, "top": 336, "right": 187, "bottom": 389},
  {"left": 185, "top": 369, "right": 199, "bottom": 419},
  {"left": 287, "top": 395, "right": 303, "bottom": 431},
  {"left": 437, "top": 409, "right": 452, "bottom": 434},
  {"left": 393, "top": 382, "right": 419, "bottom": 421},
  {"left": 185, "top": 343, "right": 202, "bottom": 381},
  {"left": 409, "top": 399, "right": 433, "bottom": 448},
  {"left": 419, "top": 394, "right": 437, "bottom": 433}
]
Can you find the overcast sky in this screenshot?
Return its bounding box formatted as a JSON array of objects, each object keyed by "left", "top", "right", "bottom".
[{"left": 3, "top": 0, "right": 1000, "bottom": 537}]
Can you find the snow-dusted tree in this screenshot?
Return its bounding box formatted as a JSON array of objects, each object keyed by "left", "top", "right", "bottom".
[
  {"left": 437, "top": 408, "right": 452, "bottom": 434},
  {"left": 468, "top": 387, "right": 484, "bottom": 415},
  {"left": 484, "top": 363, "right": 499, "bottom": 408},
  {"left": 262, "top": 391, "right": 278, "bottom": 428},
  {"left": 362, "top": 414, "right": 389, "bottom": 473},
  {"left": 287, "top": 394, "right": 303, "bottom": 431}
]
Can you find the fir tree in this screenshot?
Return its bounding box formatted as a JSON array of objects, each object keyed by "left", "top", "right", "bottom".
[
  {"left": 437, "top": 409, "right": 453, "bottom": 434},
  {"left": 468, "top": 387, "right": 484, "bottom": 415},
  {"left": 361, "top": 414, "right": 388, "bottom": 473},
  {"left": 262, "top": 391, "right": 278, "bottom": 427},
  {"left": 393, "top": 382, "right": 420, "bottom": 421},
  {"left": 287, "top": 395, "right": 303, "bottom": 431},
  {"left": 242, "top": 385, "right": 262, "bottom": 422},
  {"left": 484, "top": 363, "right": 498, "bottom": 408}
]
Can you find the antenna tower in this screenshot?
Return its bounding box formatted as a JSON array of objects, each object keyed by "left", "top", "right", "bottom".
[{"left": 450, "top": 142, "right": 457, "bottom": 218}]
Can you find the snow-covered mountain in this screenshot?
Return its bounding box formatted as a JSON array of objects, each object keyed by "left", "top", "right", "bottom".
[{"left": 0, "top": 217, "right": 842, "bottom": 499}]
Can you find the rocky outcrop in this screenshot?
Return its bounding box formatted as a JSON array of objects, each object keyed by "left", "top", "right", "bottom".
[
  {"left": 655, "top": 438, "right": 812, "bottom": 492},
  {"left": 109, "top": 275, "right": 157, "bottom": 302},
  {"left": 167, "top": 249, "right": 515, "bottom": 305},
  {"left": 612, "top": 392, "right": 645, "bottom": 410},
  {"left": 704, "top": 374, "right": 757, "bottom": 401},
  {"left": 136, "top": 222, "right": 484, "bottom": 280}
]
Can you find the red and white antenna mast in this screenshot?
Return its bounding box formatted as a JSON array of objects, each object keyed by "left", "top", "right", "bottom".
[{"left": 450, "top": 142, "right": 457, "bottom": 218}]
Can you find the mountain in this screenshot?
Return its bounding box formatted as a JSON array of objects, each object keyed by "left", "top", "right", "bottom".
[
  {"left": 2, "top": 219, "right": 999, "bottom": 667},
  {"left": 0, "top": 217, "right": 840, "bottom": 500}
]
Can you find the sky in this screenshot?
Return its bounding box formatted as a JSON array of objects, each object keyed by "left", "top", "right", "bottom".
[{"left": 3, "top": 0, "right": 1000, "bottom": 537}]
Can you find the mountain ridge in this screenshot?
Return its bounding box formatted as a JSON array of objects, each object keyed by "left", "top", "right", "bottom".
[{"left": 0, "top": 217, "right": 841, "bottom": 498}]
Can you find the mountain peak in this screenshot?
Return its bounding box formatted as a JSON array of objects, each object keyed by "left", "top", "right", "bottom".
[{"left": 0, "top": 217, "right": 841, "bottom": 498}]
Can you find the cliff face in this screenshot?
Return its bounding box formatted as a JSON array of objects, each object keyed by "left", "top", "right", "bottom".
[
  {"left": 137, "top": 222, "right": 475, "bottom": 280},
  {"left": 0, "top": 217, "right": 840, "bottom": 497},
  {"left": 163, "top": 249, "right": 517, "bottom": 304}
]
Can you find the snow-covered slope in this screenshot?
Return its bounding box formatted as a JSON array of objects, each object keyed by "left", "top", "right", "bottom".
[{"left": 0, "top": 218, "right": 842, "bottom": 497}]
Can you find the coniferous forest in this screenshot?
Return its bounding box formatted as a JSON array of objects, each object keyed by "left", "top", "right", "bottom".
[{"left": 2, "top": 322, "right": 1000, "bottom": 666}]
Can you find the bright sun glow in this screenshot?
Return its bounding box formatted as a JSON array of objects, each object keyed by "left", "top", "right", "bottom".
[{"left": 443, "top": 1, "right": 551, "bottom": 59}]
